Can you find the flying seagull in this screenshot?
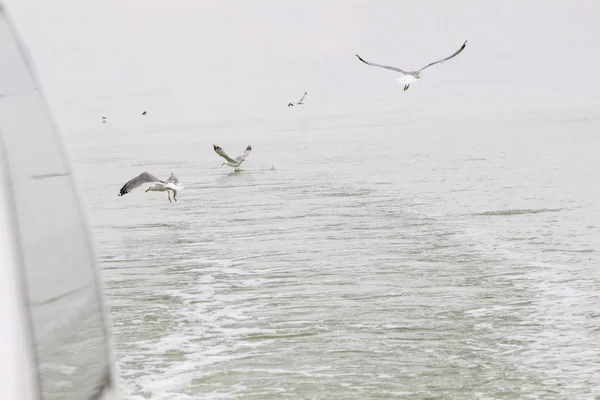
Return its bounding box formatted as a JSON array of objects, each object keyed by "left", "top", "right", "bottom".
[
  {"left": 118, "top": 172, "right": 184, "bottom": 203},
  {"left": 213, "top": 144, "right": 252, "bottom": 171},
  {"left": 288, "top": 92, "right": 307, "bottom": 107},
  {"left": 356, "top": 40, "right": 467, "bottom": 91}
]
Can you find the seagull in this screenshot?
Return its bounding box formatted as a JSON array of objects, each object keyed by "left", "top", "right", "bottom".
[
  {"left": 356, "top": 40, "right": 467, "bottom": 91},
  {"left": 118, "top": 172, "right": 184, "bottom": 203},
  {"left": 288, "top": 92, "right": 307, "bottom": 107},
  {"left": 141, "top": 111, "right": 147, "bottom": 115},
  {"left": 213, "top": 144, "right": 252, "bottom": 171}
]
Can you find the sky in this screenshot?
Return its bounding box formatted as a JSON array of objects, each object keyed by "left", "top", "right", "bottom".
[{"left": 4, "top": 0, "right": 600, "bottom": 126}]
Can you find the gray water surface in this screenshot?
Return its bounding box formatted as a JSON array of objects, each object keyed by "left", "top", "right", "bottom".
[{"left": 70, "top": 108, "right": 600, "bottom": 399}]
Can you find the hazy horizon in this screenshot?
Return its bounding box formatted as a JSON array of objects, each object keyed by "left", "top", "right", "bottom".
[{"left": 5, "top": 0, "right": 600, "bottom": 127}]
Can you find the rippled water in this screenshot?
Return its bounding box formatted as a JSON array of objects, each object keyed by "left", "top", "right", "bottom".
[{"left": 69, "top": 108, "right": 600, "bottom": 399}]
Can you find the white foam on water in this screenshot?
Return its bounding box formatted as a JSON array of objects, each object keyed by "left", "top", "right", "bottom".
[{"left": 39, "top": 363, "right": 78, "bottom": 376}]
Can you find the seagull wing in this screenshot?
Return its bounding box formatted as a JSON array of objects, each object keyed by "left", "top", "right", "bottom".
[
  {"left": 166, "top": 172, "right": 180, "bottom": 184},
  {"left": 297, "top": 92, "right": 307, "bottom": 103},
  {"left": 417, "top": 40, "right": 467, "bottom": 73},
  {"left": 213, "top": 145, "right": 236, "bottom": 163},
  {"left": 355, "top": 54, "right": 408, "bottom": 75},
  {"left": 235, "top": 145, "right": 252, "bottom": 162},
  {"left": 119, "top": 172, "right": 163, "bottom": 196}
]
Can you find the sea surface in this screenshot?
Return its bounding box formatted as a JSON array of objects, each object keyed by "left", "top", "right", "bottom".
[{"left": 68, "top": 107, "right": 600, "bottom": 399}]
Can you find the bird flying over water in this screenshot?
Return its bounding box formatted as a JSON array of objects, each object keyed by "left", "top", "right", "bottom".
[
  {"left": 118, "top": 172, "right": 184, "bottom": 203},
  {"left": 213, "top": 144, "right": 252, "bottom": 171},
  {"left": 288, "top": 92, "right": 307, "bottom": 107},
  {"left": 356, "top": 40, "right": 467, "bottom": 91}
]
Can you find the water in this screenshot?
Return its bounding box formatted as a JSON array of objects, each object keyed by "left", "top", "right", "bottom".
[{"left": 68, "top": 107, "right": 600, "bottom": 399}]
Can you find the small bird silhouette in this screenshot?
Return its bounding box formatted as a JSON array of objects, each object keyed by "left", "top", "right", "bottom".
[{"left": 141, "top": 111, "right": 147, "bottom": 115}]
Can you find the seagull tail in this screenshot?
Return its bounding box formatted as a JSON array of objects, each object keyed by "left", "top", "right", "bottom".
[
  {"left": 165, "top": 183, "right": 184, "bottom": 192},
  {"left": 395, "top": 75, "right": 416, "bottom": 85}
]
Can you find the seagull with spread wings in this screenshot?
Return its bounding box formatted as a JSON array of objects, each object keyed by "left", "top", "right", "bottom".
[
  {"left": 213, "top": 144, "right": 252, "bottom": 171},
  {"left": 118, "top": 172, "right": 184, "bottom": 203},
  {"left": 356, "top": 40, "right": 467, "bottom": 91},
  {"left": 288, "top": 92, "right": 307, "bottom": 107}
]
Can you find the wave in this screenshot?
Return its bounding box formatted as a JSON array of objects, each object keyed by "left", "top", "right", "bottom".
[{"left": 475, "top": 208, "right": 562, "bottom": 216}]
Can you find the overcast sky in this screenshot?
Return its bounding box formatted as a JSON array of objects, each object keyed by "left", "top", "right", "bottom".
[{"left": 4, "top": 0, "right": 600, "bottom": 125}]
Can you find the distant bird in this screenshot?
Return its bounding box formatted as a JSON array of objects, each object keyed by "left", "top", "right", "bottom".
[
  {"left": 356, "top": 40, "right": 467, "bottom": 91},
  {"left": 102, "top": 116, "right": 107, "bottom": 123},
  {"left": 288, "top": 92, "right": 307, "bottom": 107},
  {"left": 141, "top": 111, "right": 147, "bottom": 115},
  {"left": 213, "top": 144, "right": 252, "bottom": 171},
  {"left": 270, "top": 162, "right": 276, "bottom": 171},
  {"left": 118, "top": 172, "right": 184, "bottom": 203}
]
